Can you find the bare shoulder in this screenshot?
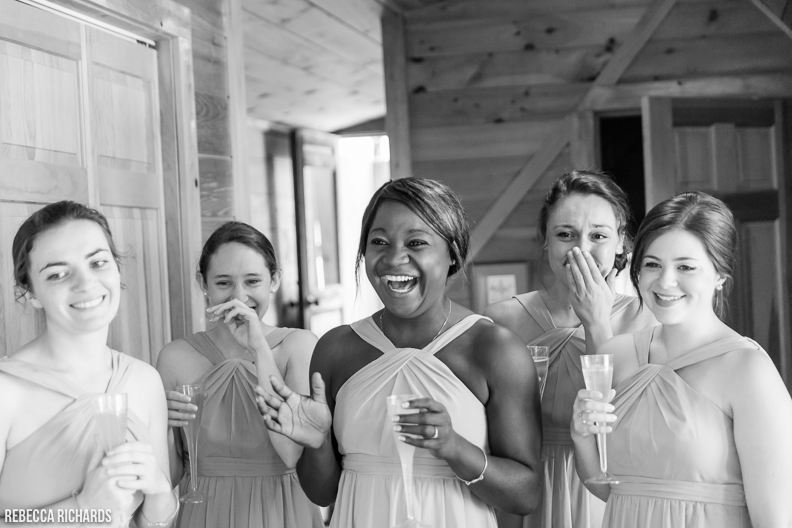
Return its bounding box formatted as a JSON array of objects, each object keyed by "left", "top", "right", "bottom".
[
  {"left": 483, "top": 297, "right": 527, "bottom": 331},
  {"left": 714, "top": 340, "right": 781, "bottom": 393},
  {"left": 466, "top": 318, "right": 532, "bottom": 374},
  {"left": 280, "top": 328, "right": 319, "bottom": 358},
  {"left": 613, "top": 296, "right": 657, "bottom": 335},
  {"left": 155, "top": 338, "right": 212, "bottom": 388}
]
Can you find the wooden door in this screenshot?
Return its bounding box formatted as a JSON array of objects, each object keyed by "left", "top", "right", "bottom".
[
  {"left": 642, "top": 97, "right": 791, "bottom": 385},
  {"left": 292, "top": 129, "right": 344, "bottom": 337},
  {"left": 0, "top": 0, "right": 170, "bottom": 364}
]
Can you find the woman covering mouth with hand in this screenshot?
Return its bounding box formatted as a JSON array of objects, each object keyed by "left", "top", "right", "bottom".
[
  {"left": 485, "top": 171, "right": 657, "bottom": 528},
  {"left": 256, "top": 177, "right": 543, "bottom": 527},
  {"left": 156, "top": 222, "right": 322, "bottom": 528}
]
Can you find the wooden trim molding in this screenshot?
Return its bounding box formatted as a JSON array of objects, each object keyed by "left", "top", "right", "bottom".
[
  {"left": 225, "top": 0, "right": 250, "bottom": 224},
  {"left": 750, "top": 0, "right": 792, "bottom": 41},
  {"left": 382, "top": 9, "right": 413, "bottom": 180}
]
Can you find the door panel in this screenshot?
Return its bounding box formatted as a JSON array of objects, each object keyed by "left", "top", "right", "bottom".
[
  {"left": 293, "top": 129, "right": 343, "bottom": 337},
  {"left": 642, "top": 97, "right": 790, "bottom": 385},
  {"left": 0, "top": 0, "right": 170, "bottom": 363}
]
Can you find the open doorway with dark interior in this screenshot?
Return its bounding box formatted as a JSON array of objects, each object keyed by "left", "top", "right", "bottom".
[{"left": 599, "top": 114, "right": 646, "bottom": 230}]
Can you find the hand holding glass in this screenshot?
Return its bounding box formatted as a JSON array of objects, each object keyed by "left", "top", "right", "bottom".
[
  {"left": 580, "top": 354, "right": 619, "bottom": 484},
  {"left": 92, "top": 394, "right": 129, "bottom": 527},
  {"left": 176, "top": 384, "right": 206, "bottom": 504},
  {"left": 386, "top": 394, "right": 432, "bottom": 528}
]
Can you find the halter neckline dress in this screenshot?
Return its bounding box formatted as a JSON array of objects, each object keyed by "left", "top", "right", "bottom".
[
  {"left": 330, "top": 314, "right": 498, "bottom": 528},
  {"left": 603, "top": 327, "right": 757, "bottom": 527},
  {"left": 175, "top": 328, "right": 322, "bottom": 528},
  {"left": 0, "top": 350, "right": 145, "bottom": 519},
  {"left": 514, "top": 291, "right": 637, "bottom": 528}
]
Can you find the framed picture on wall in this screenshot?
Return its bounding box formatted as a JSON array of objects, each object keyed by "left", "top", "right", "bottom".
[{"left": 471, "top": 263, "right": 529, "bottom": 314}]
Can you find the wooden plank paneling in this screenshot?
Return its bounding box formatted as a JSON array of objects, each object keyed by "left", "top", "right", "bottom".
[
  {"left": 407, "top": 6, "right": 645, "bottom": 56},
  {"left": 750, "top": 0, "right": 792, "bottom": 39},
  {"left": 196, "top": 92, "right": 232, "bottom": 157},
  {"left": 409, "top": 84, "right": 586, "bottom": 128},
  {"left": 653, "top": 1, "right": 781, "bottom": 40},
  {"left": 405, "top": 0, "right": 653, "bottom": 23},
  {"left": 193, "top": 36, "right": 228, "bottom": 97},
  {"left": 411, "top": 119, "right": 564, "bottom": 162},
  {"left": 199, "top": 155, "right": 234, "bottom": 218},
  {"left": 622, "top": 33, "right": 792, "bottom": 82},
  {"left": 407, "top": 47, "right": 611, "bottom": 92}
]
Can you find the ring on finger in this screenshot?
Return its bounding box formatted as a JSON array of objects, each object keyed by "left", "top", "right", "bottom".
[
  {"left": 429, "top": 425, "right": 439, "bottom": 439},
  {"left": 578, "top": 410, "right": 587, "bottom": 424}
]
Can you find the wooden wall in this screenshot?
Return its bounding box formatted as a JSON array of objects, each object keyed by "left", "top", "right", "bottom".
[
  {"left": 390, "top": 0, "right": 792, "bottom": 307},
  {"left": 172, "top": 0, "right": 245, "bottom": 247}
]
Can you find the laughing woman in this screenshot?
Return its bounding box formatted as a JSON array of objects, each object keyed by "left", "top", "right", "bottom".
[
  {"left": 257, "top": 177, "right": 542, "bottom": 527},
  {"left": 0, "top": 201, "right": 177, "bottom": 526},
  {"left": 572, "top": 192, "right": 792, "bottom": 527},
  {"left": 156, "top": 222, "right": 322, "bottom": 528}
]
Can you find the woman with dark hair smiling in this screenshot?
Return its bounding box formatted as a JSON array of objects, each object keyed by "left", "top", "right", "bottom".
[
  {"left": 485, "top": 170, "right": 656, "bottom": 528},
  {"left": 256, "top": 177, "right": 543, "bottom": 527},
  {"left": 0, "top": 201, "right": 177, "bottom": 526},
  {"left": 572, "top": 192, "right": 792, "bottom": 527},
  {"left": 156, "top": 222, "right": 322, "bottom": 528}
]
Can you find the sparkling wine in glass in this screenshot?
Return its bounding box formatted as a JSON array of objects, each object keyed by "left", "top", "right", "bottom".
[
  {"left": 386, "top": 394, "right": 432, "bottom": 528},
  {"left": 527, "top": 346, "right": 549, "bottom": 397},
  {"left": 580, "top": 354, "right": 619, "bottom": 485},
  {"left": 528, "top": 345, "right": 552, "bottom": 462},
  {"left": 92, "top": 394, "right": 129, "bottom": 527},
  {"left": 176, "top": 384, "right": 206, "bottom": 504}
]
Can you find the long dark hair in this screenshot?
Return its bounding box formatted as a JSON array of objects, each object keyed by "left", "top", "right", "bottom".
[{"left": 630, "top": 192, "right": 736, "bottom": 319}]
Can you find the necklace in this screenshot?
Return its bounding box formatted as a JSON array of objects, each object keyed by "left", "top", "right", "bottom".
[{"left": 379, "top": 298, "right": 452, "bottom": 343}]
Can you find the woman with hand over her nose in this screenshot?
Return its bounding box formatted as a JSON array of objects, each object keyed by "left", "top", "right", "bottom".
[
  {"left": 572, "top": 192, "right": 792, "bottom": 527},
  {"left": 156, "top": 222, "right": 322, "bottom": 528},
  {"left": 485, "top": 171, "right": 656, "bottom": 528},
  {"left": 257, "top": 177, "right": 543, "bottom": 527},
  {"left": 0, "top": 201, "right": 177, "bottom": 527}
]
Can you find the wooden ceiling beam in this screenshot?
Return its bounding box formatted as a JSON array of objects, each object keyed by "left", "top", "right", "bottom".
[
  {"left": 749, "top": 0, "right": 792, "bottom": 40},
  {"left": 468, "top": 0, "right": 677, "bottom": 259}
]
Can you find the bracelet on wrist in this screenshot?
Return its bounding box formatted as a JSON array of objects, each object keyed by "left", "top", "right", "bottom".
[{"left": 456, "top": 445, "right": 488, "bottom": 486}]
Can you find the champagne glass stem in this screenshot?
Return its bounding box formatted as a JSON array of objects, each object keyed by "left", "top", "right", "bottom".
[
  {"left": 596, "top": 431, "right": 607, "bottom": 474},
  {"left": 189, "top": 433, "right": 199, "bottom": 495},
  {"left": 401, "top": 460, "right": 415, "bottom": 521}
]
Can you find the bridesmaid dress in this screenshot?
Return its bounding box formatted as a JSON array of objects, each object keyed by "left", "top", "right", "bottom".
[
  {"left": 0, "top": 350, "right": 145, "bottom": 518},
  {"left": 604, "top": 327, "right": 756, "bottom": 527},
  {"left": 175, "top": 328, "right": 323, "bottom": 528},
  {"left": 330, "top": 314, "right": 498, "bottom": 528},
  {"left": 514, "top": 291, "right": 640, "bottom": 528}
]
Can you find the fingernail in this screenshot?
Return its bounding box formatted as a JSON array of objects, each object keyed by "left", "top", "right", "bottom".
[
  {"left": 391, "top": 415, "right": 399, "bottom": 422},
  {"left": 393, "top": 425, "right": 402, "bottom": 432},
  {"left": 398, "top": 435, "right": 406, "bottom": 442},
  {"left": 401, "top": 402, "right": 410, "bottom": 408}
]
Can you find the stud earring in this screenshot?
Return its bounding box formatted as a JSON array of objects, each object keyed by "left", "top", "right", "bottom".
[
  {"left": 203, "top": 291, "right": 208, "bottom": 297},
  {"left": 716, "top": 283, "right": 723, "bottom": 291}
]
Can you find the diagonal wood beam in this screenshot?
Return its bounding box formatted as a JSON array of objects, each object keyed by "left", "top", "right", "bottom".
[
  {"left": 749, "top": 0, "right": 792, "bottom": 40},
  {"left": 469, "top": 0, "right": 678, "bottom": 259}
]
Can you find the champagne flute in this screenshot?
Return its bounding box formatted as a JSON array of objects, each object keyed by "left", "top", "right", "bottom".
[
  {"left": 528, "top": 346, "right": 549, "bottom": 397},
  {"left": 528, "top": 346, "right": 552, "bottom": 462},
  {"left": 176, "top": 384, "right": 206, "bottom": 504},
  {"left": 580, "top": 354, "right": 619, "bottom": 484},
  {"left": 386, "top": 394, "right": 432, "bottom": 528},
  {"left": 92, "top": 393, "right": 129, "bottom": 527}
]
